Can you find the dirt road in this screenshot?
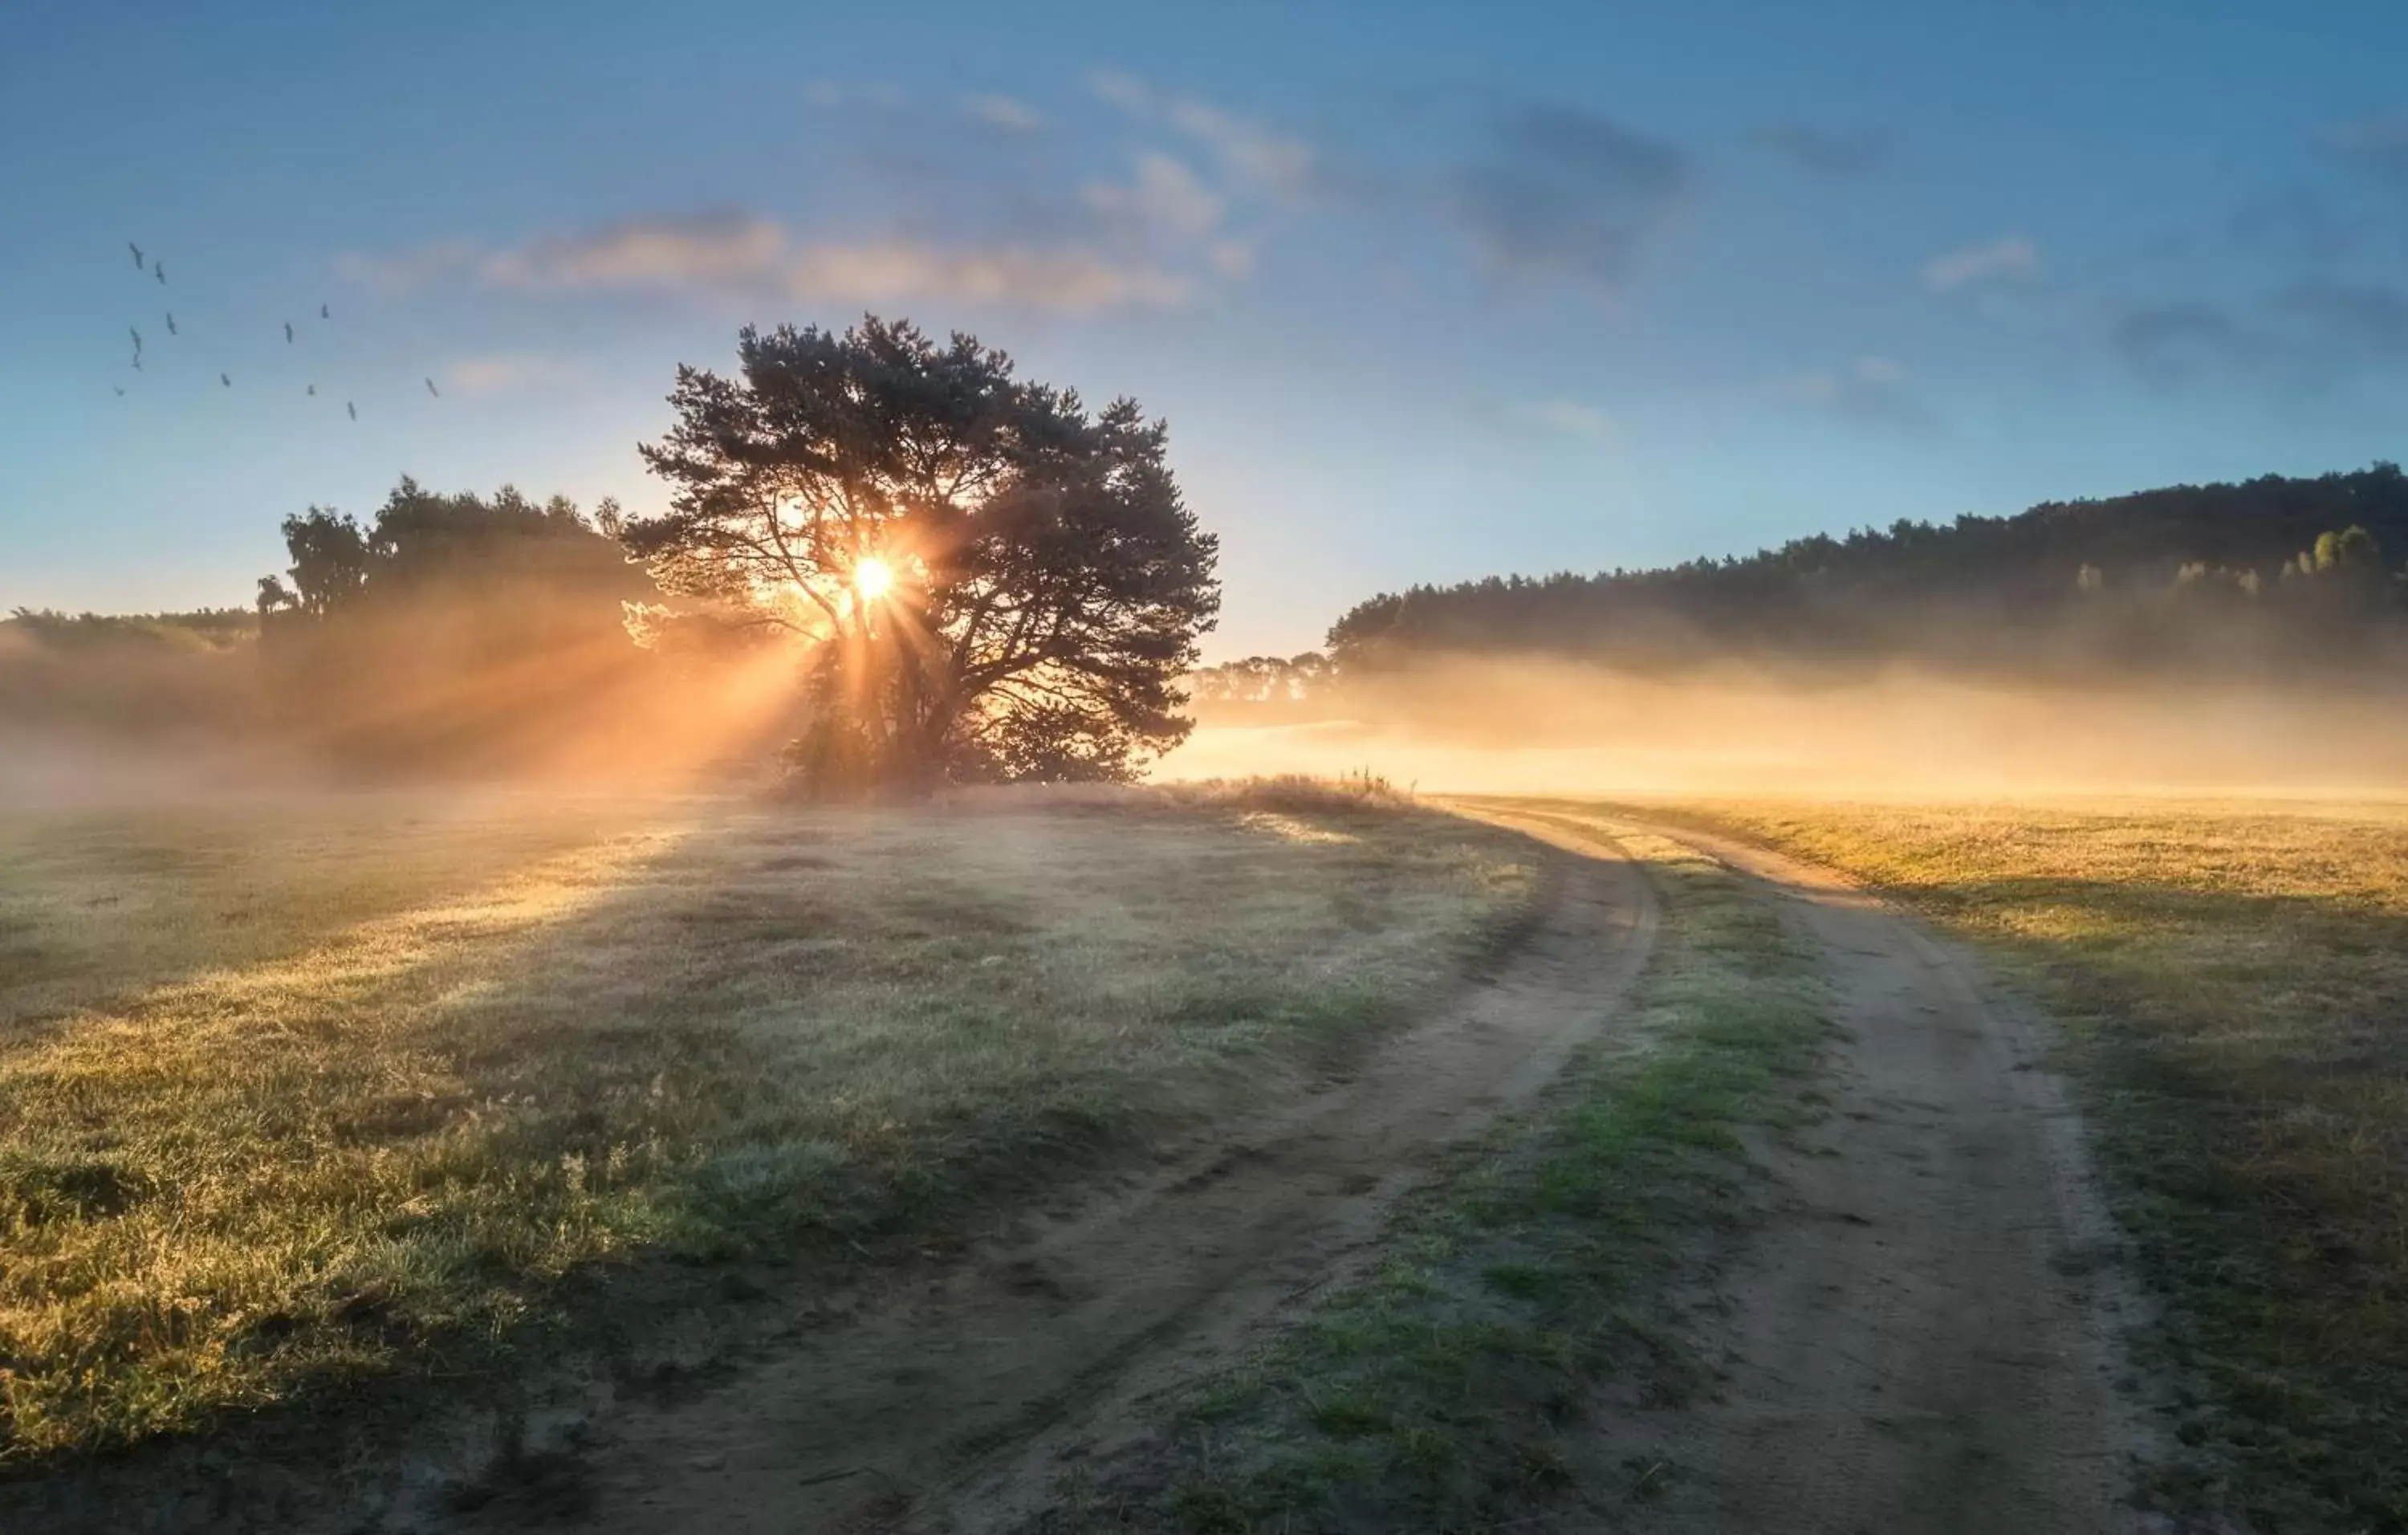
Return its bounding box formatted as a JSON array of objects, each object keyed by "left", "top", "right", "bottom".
[
  {"left": 1571, "top": 820, "right": 2157, "bottom": 1534},
  {"left": 434, "top": 829, "right": 1662, "bottom": 1533},
  {"left": 35, "top": 814, "right": 2154, "bottom": 1533},
  {"left": 444, "top": 812, "right": 2153, "bottom": 1533}
]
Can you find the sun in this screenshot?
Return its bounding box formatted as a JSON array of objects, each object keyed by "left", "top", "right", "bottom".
[{"left": 853, "top": 556, "right": 895, "bottom": 601}]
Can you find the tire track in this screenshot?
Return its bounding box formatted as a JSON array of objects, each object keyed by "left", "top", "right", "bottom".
[
  {"left": 1573, "top": 819, "right": 2162, "bottom": 1535},
  {"left": 440, "top": 825, "right": 1662, "bottom": 1534}
]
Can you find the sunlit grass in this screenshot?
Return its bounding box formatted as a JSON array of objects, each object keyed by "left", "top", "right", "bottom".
[
  {"left": 0, "top": 792, "right": 649, "bottom": 1032},
  {"left": 0, "top": 788, "right": 1544, "bottom": 1464}
]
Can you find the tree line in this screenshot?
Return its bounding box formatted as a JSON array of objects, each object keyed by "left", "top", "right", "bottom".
[{"left": 1311, "top": 463, "right": 2408, "bottom": 686}]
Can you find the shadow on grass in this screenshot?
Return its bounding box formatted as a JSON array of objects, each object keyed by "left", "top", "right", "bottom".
[
  {"left": 0, "top": 797, "right": 660, "bottom": 1035},
  {"left": 0, "top": 798, "right": 1547, "bottom": 1531}
]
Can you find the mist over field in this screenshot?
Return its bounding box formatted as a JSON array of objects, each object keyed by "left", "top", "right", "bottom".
[
  {"left": 0, "top": 621, "right": 795, "bottom": 807},
  {"left": 18, "top": 6, "right": 2408, "bottom": 1524},
  {"left": 19, "top": 623, "right": 2408, "bottom": 808},
  {"left": 1174, "top": 658, "right": 2408, "bottom": 799},
  {"left": 1168, "top": 466, "right": 2408, "bottom": 800}
]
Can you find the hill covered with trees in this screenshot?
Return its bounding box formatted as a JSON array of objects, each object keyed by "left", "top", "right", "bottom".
[{"left": 1314, "top": 463, "right": 2408, "bottom": 683}]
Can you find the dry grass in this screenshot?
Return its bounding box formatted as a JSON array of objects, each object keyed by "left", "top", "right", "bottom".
[
  {"left": 1629, "top": 796, "right": 2408, "bottom": 1532},
  {"left": 0, "top": 788, "right": 1544, "bottom": 1464},
  {"left": 1159, "top": 770, "right": 1414, "bottom": 815}
]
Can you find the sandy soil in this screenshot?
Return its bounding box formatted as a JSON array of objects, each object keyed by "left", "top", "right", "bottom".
[{"left": 1567, "top": 822, "right": 2163, "bottom": 1534}]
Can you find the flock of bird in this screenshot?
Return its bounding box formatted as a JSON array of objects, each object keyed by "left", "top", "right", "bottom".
[{"left": 115, "top": 241, "right": 438, "bottom": 418}]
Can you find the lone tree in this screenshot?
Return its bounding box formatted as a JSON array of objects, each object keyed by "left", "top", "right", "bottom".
[{"left": 619, "top": 317, "right": 1220, "bottom": 792}]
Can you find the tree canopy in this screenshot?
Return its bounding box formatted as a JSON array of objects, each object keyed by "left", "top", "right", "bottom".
[
  {"left": 249, "top": 478, "right": 665, "bottom": 772},
  {"left": 257, "top": 477, "right": 639, "bottom": 623},
  {"left": 1324, "top": 463, "right": 2408, "bottom": 681},
  {"left": 619, "top": 316, "right": 1220, "bottom": 791}
]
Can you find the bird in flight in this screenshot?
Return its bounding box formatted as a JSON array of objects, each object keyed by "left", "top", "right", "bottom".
[
  {"left": 284, "top": 321, "right": 295, "bottom": 344},
  {"left": 347, "top": 401, "right": 357, "bottom": 421},
  {"left": 221, "top": 372, "right": 232, "bottom": 388},
  {"left": 132, "top": 353, "right": 143, "bottom": 372},
  {"left": 112, "top": 385, "right": 125, "bottom": 397},
  {"left": 155, "top": 261, "right": 166, "bottom": 285},
  {"left": 128, "top": 242, "right": 143, "bottom": 269},
  {"left": 307, "top": 383, "right": 317, "bottom": 397},
  {"left": 425, "top": 377, "right": 440, "bottom": 397},
  {"left": 165, "top": 312, "right": 177, "bottom": 336},
  {"left": 320, "top": 303, "right": 331, "bottom": 320},
  {"left": 128, "top": 324, "right": 142, "bottom": 353}
]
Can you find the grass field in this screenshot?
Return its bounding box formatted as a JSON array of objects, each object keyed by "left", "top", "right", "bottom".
[
  {"left": 0, "top": 783, "right": 1545, "bottom": 1465},
  {"left": 1047, "top": 815, "right": 1830, "bottom": 1530},
  {"left": 1629, "top": 797, "right": 2408, "bottom": 1532}
]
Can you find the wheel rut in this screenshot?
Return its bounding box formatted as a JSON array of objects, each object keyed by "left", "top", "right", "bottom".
[
  {"left": 1568, "top": 820, "right": 2162, "bottom": 1535},
  {"left": 441, "top": 823, "right": 1662, "bottom": 1534}
]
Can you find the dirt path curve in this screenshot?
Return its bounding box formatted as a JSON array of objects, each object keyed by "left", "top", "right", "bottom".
[
  {"left": 1584, "top": 818, "right": 2159, "bottom": 1535},
  {"left": 454, "top": 825, "right": 1660, "bottom": 1535}
]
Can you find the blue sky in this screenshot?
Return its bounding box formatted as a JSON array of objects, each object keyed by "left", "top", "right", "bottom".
[{"left": 9, "top": 0, "right": 2408, "bottom": 656}]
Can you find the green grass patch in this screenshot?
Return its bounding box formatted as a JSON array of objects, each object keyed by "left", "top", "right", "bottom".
[
  {"left": 0, "top": 788, "right": 1546, "bottom": 1466},
  {"left": 1629, "top": 796, "right": 2408, "bottom": 1533},
  {"left": 1047, "top": 824, "right": 1827, "bottom": 1532}
]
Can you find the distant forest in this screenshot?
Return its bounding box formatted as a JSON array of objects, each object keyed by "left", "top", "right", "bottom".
[
  {"left": 1, "top": 608, "right": 256, "bottom": 649},
  {"left": 1195, "top": 464, "right": 2408, "bottom": 706}
]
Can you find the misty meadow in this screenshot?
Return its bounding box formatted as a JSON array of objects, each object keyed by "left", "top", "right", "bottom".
[{"left": 13, "top": 6, "right": 2408, "bottom": 1533}]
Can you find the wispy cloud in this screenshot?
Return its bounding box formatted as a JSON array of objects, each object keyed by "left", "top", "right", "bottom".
[
  {"left": 1089, "top": 68, "right": 1150, "bottom": 114},
  {"left": 1920, "top": 235, "right": 2040, "bottom": 292},
  {"left": 356, "top": 211, "right": 1191, "bottom": 315},
  {"left": 2110, "top": 282, "right": 2408, "bottom": 388},
  {"left": 1088, "top": 70, "right": 1318, "bottom": 199},
  {"left": 2110, "top": 302, "right": 2270, "bottom": 385},
  {"left": 2274, "top": 279, "right": 2408, "bottom": 356},
  {"left": 332, "top": 238, "right": 479, "bottom": 295},
  {"left": 1784, "top": 356, "right": 1934, "bottom": 434},
  {"left": 347, "top": 78, "right": 1306, "bottom": 326},
  {"left": 965, "top": 93, "right": 1042, "bottom": 133},
  {"left": 2225, "top": 188, "right": 2369, "bottom": 264},
  {"left": 2322, "top": 112, "right": 2408, "bottom": 180},
  {"left": 445, "top": 352, "right": 587, "bottom": 397},
  {"left": 1084, "top": 152, "right": 1226, "bottom": 242},
  {"left": 482, "top": 211, "right": 785, "bottom": 291},
  {"left": 1161, "top": 95, "right": 1316, "bottom": 198},
  {"left": 1751, "top": 122, "right": 1890, "bottom": 177},
  {"left": 777, "top": 239, "right": 1189, "bottom": 310},
  {"left": 1207, "top": 239, "right": 1255, "bottom": 278},
  {"left": 1450, "top": 105, "right": 1689, "bottom": 294},
  {"left": 803, "top": 80, "right": 909, "bottom": 112},
  {"left": 1511, "top": 398, "right": 1617, "bottom": 441}
]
